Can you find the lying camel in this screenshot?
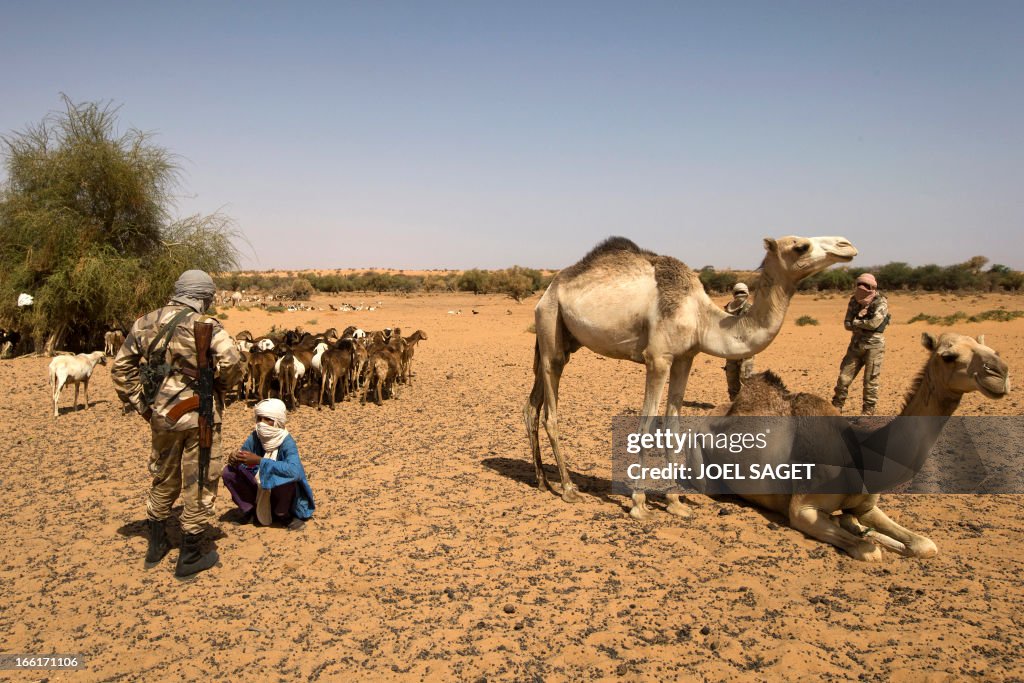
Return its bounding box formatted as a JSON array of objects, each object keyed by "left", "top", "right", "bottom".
[{"left": 725, "top": 332, "right": 1010, "bottom": 561}]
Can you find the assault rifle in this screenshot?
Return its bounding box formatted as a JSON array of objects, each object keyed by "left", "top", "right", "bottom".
[{"left": 194, "top": 320, "right": 215, "bottom": 497}]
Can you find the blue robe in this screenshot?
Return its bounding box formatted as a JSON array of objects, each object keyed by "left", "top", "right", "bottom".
[{"left": 239, "top": 431, "right": 315, "bottom": 520}]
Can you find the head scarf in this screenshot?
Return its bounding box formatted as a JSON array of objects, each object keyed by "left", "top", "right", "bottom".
[
  {"left": 854, "top": 273, "right": 878, "bottom": 306},
  {"left": 169, "top": 270, "right": 216, "bottom": 313},
  {"left": 254, "top": 399, "right": 289, "bottom": 453},
  {"left": 725, "top": 282, "right": 749, "bottom": 314}
]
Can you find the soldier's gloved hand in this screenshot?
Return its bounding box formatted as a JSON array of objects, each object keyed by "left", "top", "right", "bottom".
[{"left": 140, "top": 407, "right": 153, "bottom": 423}]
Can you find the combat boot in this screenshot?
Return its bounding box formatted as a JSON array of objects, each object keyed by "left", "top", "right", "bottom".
[
  {"left": 145, "top": 519, "right": 170, "bottom": 566},
  {"left": 175, "top": 532, "right": 219, "bottom": 578},
  {"left": 862, "top": 405, "right": 876, "bottom": 416}
]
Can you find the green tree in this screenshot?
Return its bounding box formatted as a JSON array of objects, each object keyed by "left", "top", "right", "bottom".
[{"left": 0, "top": 97, "right": 238, "bottom": 352}]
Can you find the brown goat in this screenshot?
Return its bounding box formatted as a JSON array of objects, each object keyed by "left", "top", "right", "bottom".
[
  {"left": 401, "top": 330, "right": 428, "bottom": 384},
  {"left": 318, "top": 346, "right": 354, "bottom": 410}
]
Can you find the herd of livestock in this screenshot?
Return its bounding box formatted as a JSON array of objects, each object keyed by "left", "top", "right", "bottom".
[
  {"left": 234, "top": 325, "right": 428, "bottom": 409},
  {"left": 46, "top": 323, "right": 428, "bottom": 417}
]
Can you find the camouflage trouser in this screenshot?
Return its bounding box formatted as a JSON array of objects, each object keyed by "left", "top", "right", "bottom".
[
  {"left": 148, "top": 426, "right": 223, "bottom": 535},
  {"left": 831, "top": 342, "right": 885, "bottom": 414},
  {"left": 725, "top": 357, "right": 755, "bottom": 401}
]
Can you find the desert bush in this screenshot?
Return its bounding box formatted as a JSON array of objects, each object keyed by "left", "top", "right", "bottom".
[
  {"left": 0, "top": 96, "right": 238, "bottom": 353},
  {"left": 795, "top": 315, "right": 819, "bottom": 326},
  {"left": 698, "top": 267, "right": 738, "bottom": 294},
  {"left": 968, "top": 309, "right": 1024, "bottom": 323}
]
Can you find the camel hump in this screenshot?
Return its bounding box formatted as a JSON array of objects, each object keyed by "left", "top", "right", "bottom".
[
  {"left": 560, "top": 236, "right": 653, "bottom": 279},
  {"left": 558, "top": 236, "right": 695, "bottom": 317}
]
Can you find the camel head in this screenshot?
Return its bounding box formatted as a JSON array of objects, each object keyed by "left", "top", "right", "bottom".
[
  {"left": 921, "top": 332, "right": 1011, "bottom": 400},
  {"left": 761, "top": 236, "right": 858, "bottom": 284}
]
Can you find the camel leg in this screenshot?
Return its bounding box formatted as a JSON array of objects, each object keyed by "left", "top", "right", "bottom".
[
  {"left": 854, "top": 506, "right": 937, "bottom": 558},
  {"left": 630, "top": 354, "right": 672, "bottom": 520},
  {"left": 664, "top": 356, "right": 695, "bottom": 519},
  {"left": 74, "top": 384, "right": 81, "bottom": 411},
  {"left": 789, "top": 501, "right": 884, "bottom": 562},
  {"left": 541, "top": 353, "right": 579, "bottom": 502},
  {"left": 523, "top": 364, "right": 549, "bottom": 493},
  {"left": 84, "top": 379, "right": 90, "bottom": 409}
]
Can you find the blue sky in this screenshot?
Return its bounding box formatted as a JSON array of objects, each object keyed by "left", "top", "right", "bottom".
[{"left": 2, "top": 1, "right": 1021, "bottom": 270}]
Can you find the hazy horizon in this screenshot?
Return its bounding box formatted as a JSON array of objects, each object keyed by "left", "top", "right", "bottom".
[{"left": 2, "top": 2, "right": 1022, "bottom": 270}]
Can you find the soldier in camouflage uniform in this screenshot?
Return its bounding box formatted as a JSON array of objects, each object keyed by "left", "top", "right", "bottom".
[
  {"left": 831, "top": 273, "right": 889, "bottom": 415},
  {"left": 724, "top": 282, "right": 755, "bottom": 401},
  {"left": 112, "top": 270, "right": 242, "bottom": 577}
]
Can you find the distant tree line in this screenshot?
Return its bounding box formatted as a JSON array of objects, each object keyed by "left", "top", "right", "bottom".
[
  {"left": 698, "top": 256, "right": 1023, "bottom": 294},
  {"left": 216, "top": 266, "right": 553, "bottom": 302},
  {"left": 220, "top": 256, "right": 1023, "bottom": 303}
]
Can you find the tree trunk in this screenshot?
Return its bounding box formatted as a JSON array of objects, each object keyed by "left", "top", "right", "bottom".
[{"left": 44, "top": 324, "right": 68, "bottom": 356}]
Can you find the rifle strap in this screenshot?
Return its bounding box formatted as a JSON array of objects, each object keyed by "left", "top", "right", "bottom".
[{"left": 146, "top": 307, "right": 194, "bottom": 365}]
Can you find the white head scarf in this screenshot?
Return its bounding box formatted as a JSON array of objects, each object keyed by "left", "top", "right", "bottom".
[
  {"left": 726, "top": 282, "right": 750, "bottom": 314},
  {"left": 254, "top": 399, "right": 289, "bottom": 454},
  {"left": 252, "top": 398, "right": 290, "bottom": 525}
]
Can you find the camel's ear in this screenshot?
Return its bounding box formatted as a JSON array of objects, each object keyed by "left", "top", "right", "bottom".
[
  {"left": 977, "top": 334, "right": 985, "bottom": 346},
  {"left": 921, "top": 332, "right": 938, "bottom": 351},
  {"left": 763, "top": 238, "right": 778, "bottom": 253}
]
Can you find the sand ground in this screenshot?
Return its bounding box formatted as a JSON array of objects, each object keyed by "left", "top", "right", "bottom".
[{"left": 2, "top": 291, "right": 1023, "bottom": 681}]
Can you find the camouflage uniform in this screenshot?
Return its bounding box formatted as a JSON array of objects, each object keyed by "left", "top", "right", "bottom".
[
  {"left": 831, "top": 294, "right": 889, "bottom": 415},
  {"left": 112, "top": 304, "right": 242, "bottom": 535},
  {"left": 724, "top": 298, "right": 755, "bottom": 401}
]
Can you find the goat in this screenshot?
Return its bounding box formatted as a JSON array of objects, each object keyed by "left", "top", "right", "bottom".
[
  {"left": 49, "top": 351, "right": 107, "bottom": 418},
  {"left": 276, "top": 353, "right": 306, "bottom": 410},
  {"left": 401, "top": 330, "right": 428, "bottom": 385},
  {"left": 1, "top": 328, "right": 22, "bottom": 358},
  {"left": 103, "top": 330, "right": 125, "bottom": 357},
  {"left": 318, "top": 345, "right": 354, "bottom": 410},
  {"left": 361, "top": 354, "right": 391, "bottom": 406},
  {"left": 348, "top": 338, "right": 369, "bottom": 395},
  {"left": 249, "top": 350, "right": 278, "bottom": 400}
]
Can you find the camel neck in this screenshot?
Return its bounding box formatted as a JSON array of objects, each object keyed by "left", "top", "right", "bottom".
[
  {"left": 697, "top": 268, "right": 796, "bottom": 358},
  {"left": 900, "top": 369, "right": 963, "bottom": 417}
]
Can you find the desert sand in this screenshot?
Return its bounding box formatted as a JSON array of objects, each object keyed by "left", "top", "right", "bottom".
[{"left": 2, "top": 291, "right": 1023, "bottom": 681}]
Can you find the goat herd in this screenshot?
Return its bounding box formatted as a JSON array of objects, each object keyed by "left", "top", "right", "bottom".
[
  {"left": 232, "top": 325, "right": 428, "bottom": 410},
  {"left": 46, "top": 324, "right": 428, "bottom": 417}
]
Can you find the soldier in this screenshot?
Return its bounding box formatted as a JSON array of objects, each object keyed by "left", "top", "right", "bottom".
[
  {"left": 112, "top": 270, "right": 242, "bottom": 577},
  {"left": 831, "top": 273, "right": 890, "bottom": 415},
  {"left": 723, "top": 282, "right": 755, "bottom": 401}
]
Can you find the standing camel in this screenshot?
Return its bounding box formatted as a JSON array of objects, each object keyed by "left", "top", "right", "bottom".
[
  {"left": 524, "top": 235, "right": 857, "bottom": 519},
  {"left": 726, "top": 332, "right": 1010, "bottom": 560}
]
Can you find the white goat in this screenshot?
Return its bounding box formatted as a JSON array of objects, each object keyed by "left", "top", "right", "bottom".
[{"left": 49, "top": 351, "right": 107, "bottom": 418}]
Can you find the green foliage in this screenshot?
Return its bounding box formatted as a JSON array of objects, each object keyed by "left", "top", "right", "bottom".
[
  {"left": 289, "top": 277, "right": 314, "bottom": 300},
  {"left": 0, "top": 96, "right": 238, "bottom": 351},
  {"left": 799, "top": 268, "right": 855, "bottom": 292},
  {"left": 698, "top": 267, "right": 738, "bottom": 294},
  {"left": 968, "top": 309, "right": 1024, "bottom": 323},
  {"left": 916, "top": 310, "right": 1024, "bottom": 325},
  {"left": 795, "top": 315, "right": 819, "bottom": 326},
  {"left": 907, "top": 311, "right": 968, "bottom": 326},
  {"left": 230, "top": 266, "right": 551, "bottom": 300}
]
